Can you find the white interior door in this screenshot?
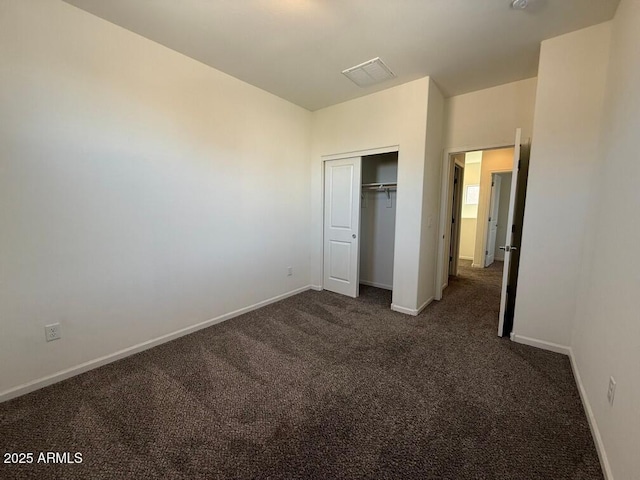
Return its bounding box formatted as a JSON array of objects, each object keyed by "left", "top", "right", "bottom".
[
  {"left": 497, "top": 129, "right": 521, "bottom": 336},
  {"left": 323, "top": 157, "right": 362, "bottom": 297},
  {"left": 485, "top": 174, "right": 502, "bottom": 266}
]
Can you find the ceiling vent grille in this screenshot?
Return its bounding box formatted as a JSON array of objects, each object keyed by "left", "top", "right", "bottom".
[{"left": 342, "top": 57, "right": 396, "bottom": 87}]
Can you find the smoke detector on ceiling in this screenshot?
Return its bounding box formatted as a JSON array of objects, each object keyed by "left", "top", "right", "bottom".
[
  {"left": 342, "top": 57, "right": 396, "bottom": 87},
  {"left": 511, "top": 0, "right": 529, "bottom": 9}
]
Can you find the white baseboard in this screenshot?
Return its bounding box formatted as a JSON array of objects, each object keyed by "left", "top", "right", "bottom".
[
  {"left": 569, "top": 349, "right": 613, "bottom": 480},
  {"left": 417, "top": 296, "right": 434, "bottom": 314},
  {"left": 360, "top": 280, "right": 392, "bottom": 291},
  {"left": 471, "top": 263, "right": 483, "bottom": 268},
  {"left": 391, "top": 304, "right": 417, "bottom": 315},
  {"left": 459, "top": 256, "right": 474, "bottom": 261},
  {"left": 0, "top": 285, "right": 314, "bottom": 403},
  {"left": 309, "top": 285, "right": 322, "bottom": 291},
  {"left": 391, "top": 296, "right": 433, "bottom": 316},
  {"left": 510, "top": 333, "right": 571, "bottom": 356},
  {"left": 510, "top": 335, "right": 612, "bottom": 478}
]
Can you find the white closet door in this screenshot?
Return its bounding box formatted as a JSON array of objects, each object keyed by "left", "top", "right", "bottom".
[{"left": 323, "top": 157, "right": 362, "bottom": 297}]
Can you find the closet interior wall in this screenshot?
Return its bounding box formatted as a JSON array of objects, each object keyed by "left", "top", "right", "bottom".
[{"left": 360, "top": 153, "right": 398, "bottom": 291}]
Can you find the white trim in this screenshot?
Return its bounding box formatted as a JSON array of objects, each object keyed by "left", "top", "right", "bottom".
[
  {"left": 569, "top": 348, "right": 613, "bottom": 480},
  {"left": 0, "top": 285, "right": 314, "bottom": 403},
  {"left": 459, "top": 255, "right": 474, "bottom": 261},
  {"left": 391, "top": 296, "right": 433, "bottom": 316},
  {"left": 434, "top": 150, "right": 451, "bottom": 301},
  {"left": 417, "top": 297, "right": 434, "bottom": 314},
  {"left": 391, "top": 304, "right": 417, "bottom": 315},
  {"left": 471, "top": 263, "right": 484, "bottom": 268},
  {"left": 360, "top": 280, "right": 393, "bottom": 290},
  {"left": 309, "top": 285, "right": 323, "bottom": 291},
  {"left": 510, "top": 333, "right": 571, "bottom": 356},
  {"left": 321, "top": 145, "right": 399, "bottom": 162}
]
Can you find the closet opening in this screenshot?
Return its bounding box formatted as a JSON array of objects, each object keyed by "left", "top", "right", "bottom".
[
  {"left": 359, "top": 152, "right": 398, "bottom": 305},
  {"left": 322, "top": 148, "right": 398, "bottom": 307}
]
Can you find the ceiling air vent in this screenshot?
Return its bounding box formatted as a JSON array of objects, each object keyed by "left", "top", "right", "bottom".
[{"left": 342, "top": 57, "right": 396, "bottom": 87}]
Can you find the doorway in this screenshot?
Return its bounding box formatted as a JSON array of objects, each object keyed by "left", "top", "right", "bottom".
[
  {"left": 485, "top": 172, "right": 512, "bottom": 267},
  {"left": 436, "top": 129, "right": 530, "bottom": 337},
  {"left": 322, "top": 150, "right": 398, "bottom": 305},
  {"left": 448, "top": 162, "right": 464, "bottom": 276}
]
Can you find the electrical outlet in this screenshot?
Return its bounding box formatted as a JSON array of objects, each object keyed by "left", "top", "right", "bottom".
[
  {"left": 45, "top": 323, "right": 61, "bottom": 342},
  {"left": 287, "top": 266, "right": 293, "bottom": 277},
  {"left": 607, "top": 376, "right": 616, "bottom": 405}
]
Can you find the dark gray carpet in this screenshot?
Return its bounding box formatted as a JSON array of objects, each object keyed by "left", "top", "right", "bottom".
[{"left": 0, "top": 262, "right": 602, "bottom": 479}]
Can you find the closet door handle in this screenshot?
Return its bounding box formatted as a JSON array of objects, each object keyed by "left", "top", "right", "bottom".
[{"left": 352, "top": 234, "right": 357, "bottom": 239}]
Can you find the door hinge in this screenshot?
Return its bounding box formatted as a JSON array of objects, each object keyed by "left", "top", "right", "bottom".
[
  {"left": 488, "top": 216, "right": 491, "bottom": 222},
  {"left": 449, "top": 256, "right": 453, "bottom": 262},
  {"left": 518, "top": 159, "right": 521, "bottom": 170},
  {"left": 452, "top": 217, "right": 455, "bottom": 224},
  {"left": 492, "top": 181, "right": 495, "bottom": 187},
  {"left": 485, "top": 250, "right": 488, "bottom": 255},
  {"left": 512, "top": 224, "right": 516, "bottom": 233}
]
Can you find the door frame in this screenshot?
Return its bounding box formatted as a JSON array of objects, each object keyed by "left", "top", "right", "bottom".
[
  {"left": 320, "top": 145, "right": 399, "bottom": 294},
  {"left": 484, "top": 173, "right": 502, "bottom": 267},
  {"left": 481, "top": 169, "right": 512, "bottom": 268},
  {"left": 448, "top": 162, "right": 465, "bottom": 278},
  {"left": 435, "top": 143, "right": 513, "bottom": 301}
]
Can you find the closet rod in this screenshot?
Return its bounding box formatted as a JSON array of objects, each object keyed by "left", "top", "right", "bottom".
[
  {"left": 361, "top": 182, "right": 396, "bottom": 199},
  {"left": 361, "top": 182, "right": 397, "bottom": 189}
]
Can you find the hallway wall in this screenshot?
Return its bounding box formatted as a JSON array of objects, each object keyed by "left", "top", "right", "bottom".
[{"left": 459, "top": 158, "right": 481, "bottom": 260}]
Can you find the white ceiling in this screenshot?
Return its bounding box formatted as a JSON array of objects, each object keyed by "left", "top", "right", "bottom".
[{"left": 63, "top": 0, "right": 620, "bottom": 111}]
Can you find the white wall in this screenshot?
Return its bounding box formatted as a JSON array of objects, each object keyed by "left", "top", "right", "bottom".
[
  {"left": 444, "top": 78, "right": 537, "bottom": 151},
  {"left": 459, "top": 219, "right": 476, "bottom": 261},
  {"left": 310, "top": 78, "right": 432, "bottom": 312},
  {"left": 0, "top": 0, "right": 312, "bottom": 396},
  {"left": 461, "top": 155, "right": 482, "bottom": 218},
  {"left": 417, "top": 79, "right": 445, "bottom": 308},
  {"left": 513, "top": 23, "right": 612, "bottom": 349},
  {"left": 459, "top": 159, "right": 481, "bottom": 260},
  {"left": 571, "top": 1, "right": 640, "bottom": 478},
  {"left": 494, "top": 172, "right": 512, "bottom": 261}
]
